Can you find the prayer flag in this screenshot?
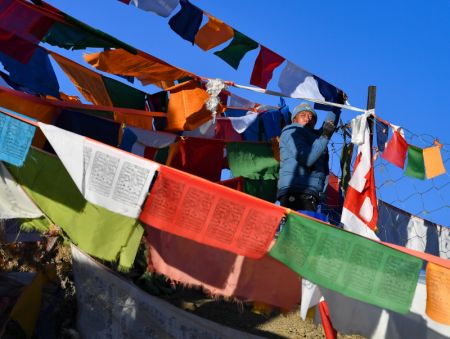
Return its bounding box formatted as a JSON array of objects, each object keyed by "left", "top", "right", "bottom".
[
  {"left": 168, "top": 0, "right": 203, "bottom": 45},
  {"left": 120, "top": 127, "right": 176, "bottom": 157},
  {"left": 376, "top": 119, "right": 389, "bottom": 152},
  {"left": 270, "top": 212, "right": 423, "bottom": 314},
  {"left": 381, "top": 130, "right": 408, "bottom": 169},
  {"left": 0, "top": 162, "right": 42, "bottom": 219},
  {"left": 226, "top": 142, "right": 279, "bottom": 180},
  {"left": 50, "top": 51, "right": 114, "bottom": 107},
  {"left": 423, "top": 145, "right": 446, "bottom": 179},
  {"left": 40, "top": 123, "right": 159, "bottom": 218},
  {"left": 341, "top": 126, "right": 378, "bottom": 239},
  {"left": 261, "top": 109, "right": 282, "bottom": 140},
  {"left": 145, "top": 227, "right": 300, "bottom": 310},
  {"left": 166, "top": 80, "right": 214, "bottom": 131},
  {"left": 214, "top": 30, "right": 259, "bottom": 70},
  {"left": 405, "top": 145, "right": 426, "bottom": 180},
  {"left": 85, "top": 49, "right": 191, "bottom": 88},
  {"left": 250, "top": 46, "right": 285, "bottom": 89},
  {"left": 0, "top": 0, "right": 54, "bottom": 63},
  {"left": 7, "top": 148, "right": 144, "bottom": 270},
  {"left": 166, "top": 137, "right": 225, "bottom": 182},
  {"left": 131, "top": 0, "right": 179, "bottom": 17},
  {"left": 278, "top": 61, "right": 325, "bottom": 100},
  {"left": 0, "top": 48, "right": 60, "bottom": 98},
  {"left": 0, "top": 112, "right": 36, "bottom": 167},
  {"left": 426, "top": 262, "right": 450, "bottom": 325},
  {"left": 140, "top": 165, "right": 285, "bottom": 258},
  {"left": 194, "top": 15, "right": 234, "bottom": 51},
  {"left": 340, "top": 136, "right": 354, "bottom": 196},
  {"left": 215, "top": 118, "right": 242, "bottom": 141}
]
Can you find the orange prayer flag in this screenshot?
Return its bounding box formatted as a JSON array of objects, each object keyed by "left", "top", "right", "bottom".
[
  {"left": 166, "top": 80, "right": 218, "bottom": 131},
  {"left": 423, "top": 146, "right": 446, "bottom": 179},
  {"left": 113, "top": 111, "right": 154, "bottom": 130},
  {"left": 426, "top": 262, "right": 450, "bottom": 325},
  {"left": 84, "top": 49, "right": 192, "bottom": 88},
  {"left": 139, "top": 166, "right": 286, "bottom": 259},
  {"left": 194, "top": 15, "right": 234, "bottom": 51},
  {"left": 50, "top": 52, "right": 113, "bottom": 107},
  {"left": 0, "top": 88, "right": 60, "bottom": 148}
]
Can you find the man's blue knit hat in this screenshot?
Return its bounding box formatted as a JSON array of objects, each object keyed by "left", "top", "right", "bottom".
[{"left": 291, "top": 103, "right": 317, "bottom": 123}]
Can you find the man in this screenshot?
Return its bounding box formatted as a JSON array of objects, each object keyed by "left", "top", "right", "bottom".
[{"left": 277, "top": 102, "right": 342, "bottom": 212}]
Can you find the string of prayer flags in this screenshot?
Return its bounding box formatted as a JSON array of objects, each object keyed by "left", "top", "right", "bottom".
[
  {"left": 0, "top": 0, "right": 55, "bottom": 63},
  {"left": 84, "top": 49, "right": 192, "bottom": 88},
  {"left": 168, "top": 0, "right": 203, "bottom": 45},
  {"left": 146, "top": 227, "right": 301, "bottom": 310},
  {"left": 250, "top": 46, "right": 285, "bottom": 89},
  {"left": 226, "top": 142, "right": 279, "bottom": 180},
  {"left": 405, "top": 145, "right": 426, "bottom": 180},
  {"left": 194, "top": 15, "right": 234, "bottom": 51},
  {"left": 0, "top": 111, "right": 36, "bottom": 167},
  {"left": 423, "top": 145, "right": 446, "bottom": 179},
  {"left": 381, "top": 129, "right": 408, "bottom": 169},
  {"left": 270, "top": 212, "right": 423, "bottom": 314},
  {"left": 166, "top": 80, "right": 218, "bottom": 131},
  {"left": 0, "top": 162, "right": 43, "bottom": 219},
  {"left": 130, "top": 0, "right": 179, "bottom": 17},
  {"left": 214, "top": 30, "right": 259, "bottom": 70},
  {"left": 0, "top": 48, "right": 60, "bottom": 98},
  {"left": 40, "top": 123, "right": 159, "bottom": 218},
  {"left": 7, "top": 148, "right": 144, "bottom": 270},
  {"left": 139, "top": 165, "right": 285, "bottom": 259},
  {"left": 426, "top": 262, "right": 450, "bottom": 325}
]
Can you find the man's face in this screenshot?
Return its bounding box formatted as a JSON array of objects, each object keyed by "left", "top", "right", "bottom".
[{"left": 293, "top": 111, "right": 316, "bottom": 128}]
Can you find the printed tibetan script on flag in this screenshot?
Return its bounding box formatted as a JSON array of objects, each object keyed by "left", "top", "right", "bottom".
[
  {"left": 270, "top": 212, "right": 422, "bottom": 314},
  {"left": 140, "top": 166, "right": 285, "bottom": 258}
]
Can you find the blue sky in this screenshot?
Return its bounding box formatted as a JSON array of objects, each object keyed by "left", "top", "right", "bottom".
[{"left": 45, "top": 0, "right": 450, "bottom": 225}]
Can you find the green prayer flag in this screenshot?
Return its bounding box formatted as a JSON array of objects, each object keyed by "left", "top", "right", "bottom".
[
  {"left": 270, "top": 213, "right": 422, "bottom": 314},
  {"left": 43, "top": 20, "right": 136, "bottom": 53},
  {"left": 405, "top": 145, "right": 426, "bottom": 180},
  {"left": 102, "top": 76, "right": 146, "bottom": 110},
  {"left": 214, "top": 30, "right": 259, "bottom": 69},
  {"left": 226, "top": 142, "right": 279, "bottom": 180},
  {"left": 243, "top": 178, "right": 277, "bottom": 203},
  {"left": 154, "top": 146, "right": 170, "bottom": 164},
  {"left": 7, "top": 148, "right": 143, "bottom": 270}
]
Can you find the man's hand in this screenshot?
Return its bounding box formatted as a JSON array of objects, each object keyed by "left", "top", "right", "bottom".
[{"left": 322, "top": 120, "right": 336, "bottom": 139}]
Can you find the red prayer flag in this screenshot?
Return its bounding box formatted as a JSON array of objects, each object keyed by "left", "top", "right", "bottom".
[
  {"left": 0, "top": 0, "right": 55, "bottom": 63},
  {"left": 319, "top": 300, "right": 337, "bottom": 339},
  {"left": 140, "top": 166, "right": 286, "bottom": 259},
  {"left": 167, "top": 137, "right": 225, "bottom": 182},
  {"left": 218, "top": 176, "right": 244, "bottom": 192},
  {"left": 250, "top": 46, "right": 285, "bottom": 89},
  {"left": 381, "top": 130, "right": 408, "bottom": 169},
  {"left": 215, "top": 119, "right": 242, "bottom": 141}
]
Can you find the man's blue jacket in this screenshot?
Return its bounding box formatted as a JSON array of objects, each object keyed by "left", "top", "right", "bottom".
[{"left": 277, "top": 109, "right": 340, "bottom": 199}]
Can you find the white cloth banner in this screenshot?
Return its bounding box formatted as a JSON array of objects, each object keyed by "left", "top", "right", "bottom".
[
  {"left": 132, "top": 0, "right": 179, "bottom": 17},
  {"left": 316, "top": 281, "right": 450, "bottom": 339},
  {"left": 278, "top": 61, "right": 324, "bottom": 100},
  {"left": 300, "top": 279, "right": 322, "bottom": 320},
  {"left": 227, "top": 112, "right": 258, "bottom": 134},
  {"left": 40, "top": 123, "right": 159, "bottom": 218},
  {"left": 351, "top": 113, "right": 369, "bottom": 145},
  {"left": 71, "top": 245, "right": 260, "bottom": 339},
  {"left": 229, "top": 95, "right": 255, "bottom": 109},
  {"left": 0, "top": 162, "right": 42, "bottom": 219}
]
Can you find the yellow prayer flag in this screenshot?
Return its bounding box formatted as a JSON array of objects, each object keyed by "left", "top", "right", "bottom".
[
  {"left": 423, "top": 146, "right": 446, "bottom": 179},
  {"left": 51, "top": 52, "right": 114, "bottom": 107},
  {"left": 194, "top": 16, "right": 234, "bottom": 51},
  {"left": 10, "top": 272, "right": 48, "bottom": 338},
  {"left": 426, "top": 263, "right": 450, "bottom": 325}
]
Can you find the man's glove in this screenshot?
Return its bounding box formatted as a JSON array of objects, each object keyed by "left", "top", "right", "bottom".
[{"left": 322, "top": 120, "right": 336, "bottom": 139}]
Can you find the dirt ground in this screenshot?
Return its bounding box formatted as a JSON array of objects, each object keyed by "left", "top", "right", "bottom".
[{"left": 0, "top": 237, "right": 365, "bottom": 339}]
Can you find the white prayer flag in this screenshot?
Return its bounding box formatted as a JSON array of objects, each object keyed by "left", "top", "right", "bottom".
[
  {"left": 278, "top": 61, "right": 325, "bottom": 100},
  {"left": 40, "top": 123, "right": 159, "bottom": 218},
  {"left": 132, "top": 0, "right": 179, "bottom": 17}
]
